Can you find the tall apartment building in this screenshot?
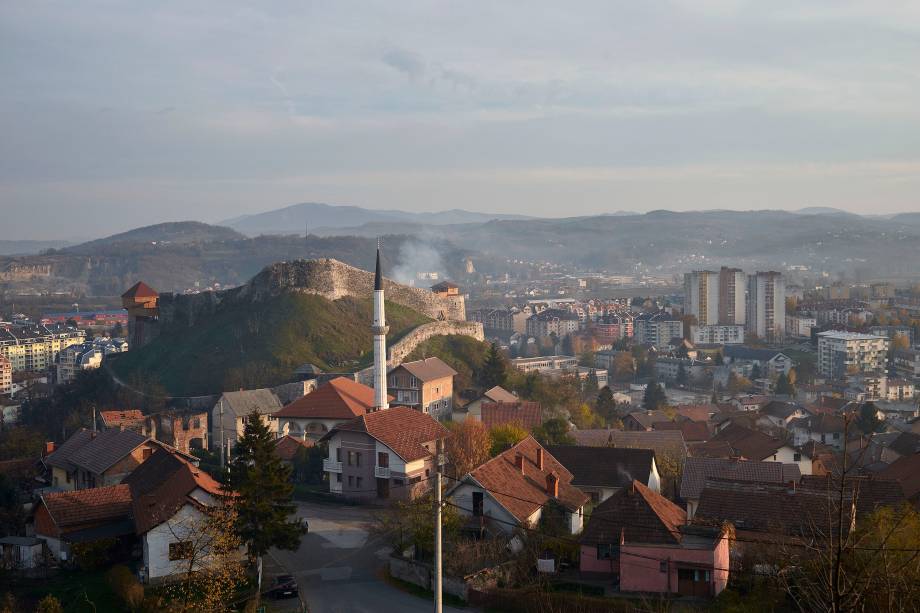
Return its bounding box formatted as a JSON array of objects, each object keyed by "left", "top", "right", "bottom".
[
  {"left": 817, "top": 331, "right": 889, "bottom": 379},
  {"left": 684, "top": 271, "right": 719, "bottom": 326},
  {"left": 718, "top": 267, "right": 747, "bottom": 325},
  {"left": 0, "top": 356, "right": 11, "bottom": 396},
  {"left": 0, "top": 324, "right": 86, "bottom": 373},
  {"left": 468, "top": 308, "right": 514, "bottom": 333},
  {"left": 634, "top": 312, "right": 684, "bottom": 348},
  {"left": 746, "top": 272, "right": 785, "bottom": 343}
]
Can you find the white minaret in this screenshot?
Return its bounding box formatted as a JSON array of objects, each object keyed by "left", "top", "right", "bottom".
[{"left": 372, "top": 246, "right": 389, "bottom": 411}]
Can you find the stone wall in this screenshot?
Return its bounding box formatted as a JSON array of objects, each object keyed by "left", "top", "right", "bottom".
[
  {"left": 387, "top": 555, "right": 509, "bottom": 602},
  {"left": 155, "top": 258, "right": 467, "bottom": 330},
  {"left": 387, "top": 322, "right": 484, "bottom": 366}
]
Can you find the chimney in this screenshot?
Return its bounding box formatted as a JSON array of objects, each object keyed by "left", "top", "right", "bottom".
[
  {"left": 44, "top": 441, "right": 55, "bottom": 457},
  {"left": 546, "top": 472, "right": 559, "bottom": 498},
  {"left": 536, "top": 448, "right": 544, "bottom": 471},
  {"left": 514, "top": 453, "right": 524, "bottom": 474}
]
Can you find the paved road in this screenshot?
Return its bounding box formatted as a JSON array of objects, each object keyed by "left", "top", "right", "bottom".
[{"left": 267, "top": 501, "right": 467, "bottom": 613}]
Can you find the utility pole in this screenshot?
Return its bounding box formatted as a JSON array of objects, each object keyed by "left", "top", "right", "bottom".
[
  {"left": 219, "top": 399, "right": 225, "bottom": 467},
  {"left": 91, "top": 405, "right": 96, "bottom": 433},
  {"left": 434, "top": 438, "right": 443, "bottom": 613}
]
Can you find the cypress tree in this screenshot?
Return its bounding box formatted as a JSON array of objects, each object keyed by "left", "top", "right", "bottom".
[{"left": 480, "top": 342, "right": 508, "bottom": 389}]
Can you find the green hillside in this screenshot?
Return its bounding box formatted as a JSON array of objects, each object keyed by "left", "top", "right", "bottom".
[
  {"left": 406, "top": 334, "right": 491, "bottom": 392},
  {"left": 112, "top": 293, "right": 430, "bottom": 396}
]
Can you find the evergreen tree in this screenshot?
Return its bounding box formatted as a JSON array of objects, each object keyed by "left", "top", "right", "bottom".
[
  {"left": 643, "top": 381, "right": 667, "bottom": 410},
  {"left": 714, "top": 352, "right": 724, "bottom": 365},
  {"left": 595, "top": 386, "right": 617, "bottom": 424},
  {"left": 561, "top": 334, "right": 574, "bottom": 356},
  {"left": 676, "top": 363, "right": 689, "bottom": 387},
  {"left": 533, "top": 418, "right": 575, "bottom": 446},
  {"left": 584, "top": 369, "right": 599, "bottom": 394},
  {"left": 228, "top": 411, "right": 307, "bottom": 559},
  {"left": 751, "top": 363, "right": 762, "bottom": 380},
  {"left": 775, "top": 372, "right": 795, "bottom": 396},
  {"left": 480, "top": 342, "right": 508, "bottom": 389}
]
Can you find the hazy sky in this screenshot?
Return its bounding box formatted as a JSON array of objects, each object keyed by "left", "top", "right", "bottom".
[{"left": 2, "top": 1, "right": 920, "bottom": 239}]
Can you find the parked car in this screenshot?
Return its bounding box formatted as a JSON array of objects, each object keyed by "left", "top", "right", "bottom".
[{"left": 266, "top": 574, "right": 299, "bottom": 599}]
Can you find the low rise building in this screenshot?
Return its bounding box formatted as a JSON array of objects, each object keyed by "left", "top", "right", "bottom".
[
  {"left": 468, "top": 308, "right": 514, "bottom": 333},
  {"left": 817, "top": 331, "right": 889, "bottom": 379},
  {"left": 387, "top": 357, "right": 457, "bottom": 420},
  {"left": 547, "top": 446, "right": 660, "bottom": 503},
  {"left": 690, "top": 325, "right": 744, "bottom": 345},
  {"left": 634, "top": 312, "right": 684, "bottom": 348},
  {"left": 56, "top": 337, "right": 128, "bottom": 384},
  {"left": 785, "top": 315, "right": 817, "bottom": 338},
  {"left": 891, "top": 348, "right": 920, "bottom": 380},
  {"left": 273, "top": 377, "right": 386, "bottom": 441},
  {"left": 211, "top": 388, "right": 282, "bottom": 448},
  {"left": 43, "top": 428, "right": 164, "bottom": 490},
  {"left": 511, "top": 355, "right": 578, "bottom": 373},
  {"left": 526, "top": 308, "right": 580, "bottom": 338},
  {"left": 723, "top": 346, "right": 793, "bottom": 378},
  {"left": 320, "top": 407, "right": 449, "bottom": 502}
]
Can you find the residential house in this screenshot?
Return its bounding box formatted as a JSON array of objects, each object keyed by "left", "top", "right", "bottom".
[
  {"left": 572, "top": 430, "right": 689, "bottom": 464},
  {"left": 623, "top": 410, "right": 673, "bottom": 432},
  {"left": 211, "top": 388, "right": 283, "bottom": 447},
  {"left": 387, "top": 357, "right": 457, "bottom": 420},
  {"left": 44, "top": 428, "right": 163, "bottom": 490},
  {"left": 757, "top": 401, "right": 807, "bottom": 431},
  {"left": 452, "top": 385, "right": 517, "bottom": 422},
  {"left": 700, "top": 423, "right": 811, "bottom": 474},
  {"left": 526, "top": 308, "right": 580, "bottom": 339},
  {"left": 731, "top": 395, "right": 771, "bottom": 412},
  {"left": 447, "top": 436, "right": 588, "bottom": 536},
  {"left": 680, "top": 457, "right": 801, "bottom": 519},
  {"left": 480, "top": 401, "right": 542, "bottom": 432},
  {"left": 273, "top": 435, "right": 314, "bottom": 471},
  {"left": 546, "top": 446, "right": 660, "bottom": 503},
  {"left": 273, "top": 377, "right": 386, "bottom": 441},
  {"left": 722, "top": 347, "right": 793, "bottom": 378},
  {"left": 0, "top": 536, "right": 45, "bottom": 570},
  {"left": 580, "top": 481, "right": 729, "bottom": 597},
  {"left": 790, "top": 414, "right": 847, "bottom": 450},
  {"left": 320, "top": 407, "right": 449, "bottom": 502},
  {"left": 123, "top": 447, "right": 230, "bottom": 582},
  {"left": 879, "top": 453, "right": 920, "bottom": 509},
  {"left": 653, "top": 420, "right": 711, "bottom": 444},
  {"left": 34, "top": 484, "right": 134, "bottom": 563}
]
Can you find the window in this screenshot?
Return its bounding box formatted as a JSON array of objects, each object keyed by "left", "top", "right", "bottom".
[
  {"left": 336, "top": 473, "right": 342, "bottom": 483},
  {"left": 425, "top": 469, "right": 430, "bottom": 477},
  {"left": 833, "top": 433, "right": 840, "bottom": 440},
  {"left": 659, "top": 561, "right": 667, "bottom": 573},
  {"left": 393, "top": 479, "right": 404, "bottom": 486},
  {"left": 355, "top": 452, "right": 361, "bottom": 467},
  {"left": 597, "top": 544, "right": 617, "bottom": 560},
  {"left": 472, "top": 491, "right": 484, "bottom": 516},
  {"left": 409, "top": 475, "right": 422, "bottom": 484},
  {"left": 347, "top": 451, "right": 354, "bottom": 466},
  {"left": 356, "top": 477, "right": 363, "bottom": 489},
  {"left": 142, "top": 448, "right": 152, "bottom": 460},
  {"left": 169, "top": 541, "right": 194, "bottom": 561},
  {"left": 193, "top": 418, "right": 201, "bottom": 429},
  {"left": 336, "top": 447, "right": 342, "bottom": 462},
  {"left": 793, "top": 453, "right": 802, "bottom": 462},
  {"left": 378, "top": 452, "right": 389, "bottom": 468},
  {"left": 348, "top": 476, "right": 354, "bottom": 487}
]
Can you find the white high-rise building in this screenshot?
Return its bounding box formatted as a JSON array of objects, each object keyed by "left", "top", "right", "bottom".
[
  {"left": 817, "top": 331, "right": 889, "bottom": 379},
  {"left": 746, "top": 272, "right": 785, "bottom": 343},
  {"left": 684, "top": 271, "right": 719, "bottom": 326},
  {"left": 372, "top": 248, "right": 389, "bottom": 411}
]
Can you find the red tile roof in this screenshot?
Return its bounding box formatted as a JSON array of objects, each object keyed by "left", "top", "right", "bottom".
[
  {"left": 879, "top": 453, "right": 920, "bottom": 504},
  {"left": 581, "top": 480, "right": 685, "bottom": 546},
  {"left": 675, "top": 404, "right": 718, "bottom": 422},
  {"left": 99, "top": 410, "right": 144, "bottom": 428},
  {"left": 466, "top": 436, "right": 588, "bottom": 523},
  {"left": 38, "top": 484, "right": 133, "bottom": 536},
  {"left": 274, "top": 435, "right": 314, "bottom": 461},
  {"left": 274, "top": 377, "right": 389, "bottom": 420},
  {"left": 481, "top": 401, "right": 542, "bottom": 431},
  {"left": 323, "top": 406, "right": 449, "bottom": 462},
  {"left": 708, "top": 423, "right": 783, "bottom": 461},
  {"left": 121, "top": 281, "right": 158, "bottom": 299},
  {"left": 653, "top": 420, "right": 710, "bottom": 442}
]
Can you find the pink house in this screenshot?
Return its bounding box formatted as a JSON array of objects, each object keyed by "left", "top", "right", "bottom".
[{"left": 579, "top": 480, "right": 729, "bottom": 598}]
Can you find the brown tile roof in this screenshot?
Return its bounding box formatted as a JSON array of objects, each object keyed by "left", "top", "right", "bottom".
[
  {"left": 274, "top": 435, "right": 314, "bottom": 461},
  {"left": 44, "top": 429, "right": 95, "bottom": 471},
  {"left": 69, "top": 428, "right": 150, "bottom": 475},
  {"left": 546, "top": 446, "right": 655, "bottom": 489},
  {"left": 680, "top": 457, "right": 796, "bottom": 501},
  {"left": 571, "top": 430, "right": 689, "bottom": 460},
  {"left": 880, "top": 453, "right": 920, "bottom": 503},
  {"left": 123, "top": 448, "right": 224, "bottom": 534},
  {"left": 274, "top": 377, "right": 386, "bottom": 419},
  {"left": 99, "top": 410, "right": 144, "bottom": 428},
  {"left": 888, "top": 432, "right": 920, "bottom": 457},
  {"left": 625, "top": 410, "right": 672, "bottom": 430},
  {"left": 791, "top": 414, "right": 846, "bottom": 434},
  {"left": 121, "top": 281, "right": 158, "bottom": 299},
  {"left": 709, "top": 424, "right": 783, "bottom": 461},
  {"left": 39, "top": 484, "right": 132, "bottom": 535},
  {"left": 653, "top": 420, "right": 710, "bottom": 443},
  {"left": 467, "top": 436, "right": 588, "bottom": 523},
  {"left": 581, "top": 480, "right": 685, "bottom": 546},
  {"left": 391, "top": 357, "right": 458, "bottom": 382},
  {"left": 694, "top": 476, "right": 905, "bottom": 535},
  {"left": 675, "top": 404, "right": 718, "bottom": 422},
  {"left": 481, "top": 401, "right": 542, "bottom": 431},
  {"left": 322, "top": 406, "right": 448, "bottom": 462}
]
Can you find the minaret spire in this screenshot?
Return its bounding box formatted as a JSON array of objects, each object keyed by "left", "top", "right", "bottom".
[{"left": 372, "top": 243, "right": 389, "bottom": 410}]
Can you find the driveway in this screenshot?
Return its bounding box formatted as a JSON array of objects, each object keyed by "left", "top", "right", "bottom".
[{"left": 267, "top": 500, "right": 468, "bottom": 613}]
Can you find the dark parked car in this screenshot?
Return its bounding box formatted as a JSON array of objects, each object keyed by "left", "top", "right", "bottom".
[{"left": 266, "top": 574, "right": 299, "bottom": 599}]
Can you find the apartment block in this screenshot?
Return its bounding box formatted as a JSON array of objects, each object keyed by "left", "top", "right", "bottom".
[
  {"left": 684, "top": 271, "right": 720, "bottom": 326},
  {"left": 817, "top": 331, "right": 889, "bottom": 379},
  {"left": 690, "top": 325, "right": 745, "bottom": 345},
  {"left": 746, "top": 272, "right": 785, "bottom": 343},
  {"left": 0, "top": 324, "right": 86, "bottom": 373}
]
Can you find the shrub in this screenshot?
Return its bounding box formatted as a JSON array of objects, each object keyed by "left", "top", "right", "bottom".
[
  {"left": 106, "top": 564, "right": 145, "bottom": 610},
  {"left": 35, "top": 595, "right": 64, "bottom": 613}
]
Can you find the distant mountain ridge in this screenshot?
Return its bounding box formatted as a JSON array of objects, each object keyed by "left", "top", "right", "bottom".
[
  {"left": 221, "top": 202, "right": 534, "bottom": 236},
  {"left": 65, "top": 221, "right": 243, "bottom": 254}
]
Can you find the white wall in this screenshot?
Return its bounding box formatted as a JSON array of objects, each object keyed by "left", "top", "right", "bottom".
[
  {"left": 144, "top": 504, "right": 207, "bottom": 580},
  {"left": 448, "top": 480, "right": 520, "bottom": 535},
  {"left": 648, "top": 458, "right": 662, "bottom": 493}
]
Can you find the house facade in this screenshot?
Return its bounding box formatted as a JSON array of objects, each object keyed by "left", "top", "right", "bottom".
[
  {"left": 387, "top": 357, "right": 457, "bottom": 420},
  {"left": 320, "top": 407, "right": 449, "bottom": 502},
  {"left": 273, "top": 377, "right": 384, "bottom": 441}
]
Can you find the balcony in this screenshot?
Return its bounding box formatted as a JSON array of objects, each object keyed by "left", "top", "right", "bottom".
[
  {"left": 323, "top": 459, "right": 342, "bottom": 473},
  {"left": 375, "top": 466, "right": 391, "bottom": 479}
]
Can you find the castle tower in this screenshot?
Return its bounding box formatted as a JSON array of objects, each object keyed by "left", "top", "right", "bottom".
[
  {"left": 121, "top": 281, "right": 160, "bottom": 350},
  {"left": 372, "top": 248, "right": 389, "bottom": 411}
]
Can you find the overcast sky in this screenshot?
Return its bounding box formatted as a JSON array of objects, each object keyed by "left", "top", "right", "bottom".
[{"left": 2, "top": 1, "right": 920, "bottom": 240}]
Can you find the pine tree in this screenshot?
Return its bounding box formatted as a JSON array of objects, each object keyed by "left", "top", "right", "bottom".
[
  {"left": 584, "top": 369, "right": 599, "bottom": 393},
  {"left": 643, "top": 380, "right": 666, "bottom": 410},
  {"left": 595, "top": 386, "right": 617, "bottom": 424},
  {"left": 480, "top": 342, "right": 508, "bottom": 389},
  {"left": 751, "top": 363, "right": 762, "bottom": 380},
  {"left": 229, "top": 411, "right": 307, "bottom": 559},
  {"left": 775, "top": 372, "right": 795, "bottom": 396}
]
